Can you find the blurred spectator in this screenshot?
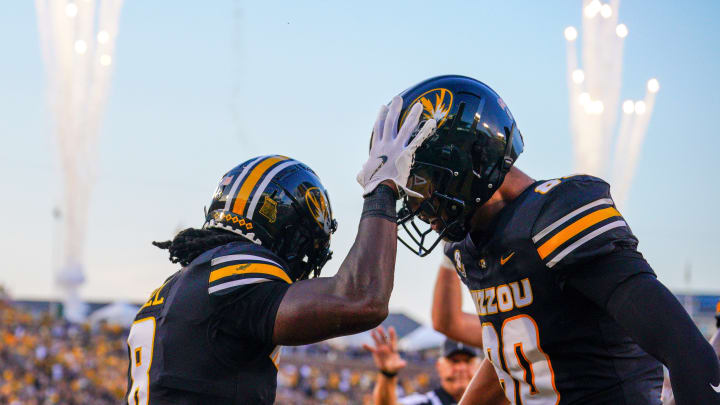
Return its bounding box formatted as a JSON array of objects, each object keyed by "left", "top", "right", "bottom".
[
  {"left": 363, "top": 326, "right": 479, "bottom": 405},
  {"left": 276, "top": 342, "right": 437, "bottom": 404}
]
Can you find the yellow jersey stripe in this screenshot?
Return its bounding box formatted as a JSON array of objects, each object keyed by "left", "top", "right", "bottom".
[
  {"left": 209, "top": 263, "right": 292, "bottom": 284},
  {"left": 546, "top": 220, "right": 626, "bottom": 268},
  {"left": 270, "top": 347, "right": 281, "bottom": 369},
  {"left": 537, "top": 207, "right": 621, "bottom": 260},
  {"left": 231, "top": 156, "right": 288, "bottom": 215},
  {"left": 532, "top": 198, "right": 614, "bottom": 243}
]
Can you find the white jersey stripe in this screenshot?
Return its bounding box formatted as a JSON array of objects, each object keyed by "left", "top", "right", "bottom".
[
  {"left": 222, "top": 155, "right": 267, "bottom": 212},
  {"left": 426, "top": 391, "right": 442, "bottom": 405},
  {"left": 546, "top": 220, "right": 627, "bottom": 268},
  {"left": 532, "top": 198, "right": 614, "bottom": 243},
  {"left": 398, "top": 391, "right": 442, "bottom": 405},
  {"left": 246, "top": 160, "right": 299, "bottom": 219},
  {"left": 208, "top": 277, "right": 270, "bottom": 294},
  {"left": 399, "top": 393, "right": 432, "bottom": 405},
  {"left": 211, "top": 254, "right": 283, "bottom": 269}
]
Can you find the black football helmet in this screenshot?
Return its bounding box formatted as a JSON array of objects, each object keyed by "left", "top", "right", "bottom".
[
  {"left": 204, "top": 155, "right": 337, "bottom": 281},
  {"left": 395, "top": 75, "right": 524, "bottom": 256}
]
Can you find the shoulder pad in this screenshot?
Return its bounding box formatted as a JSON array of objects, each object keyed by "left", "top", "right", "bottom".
[
  {"left": 530, "top": 175, "right": 636, "bottom": 270},
  {"left": 207, "top": 242, "right": 292, "bottom": 296}
]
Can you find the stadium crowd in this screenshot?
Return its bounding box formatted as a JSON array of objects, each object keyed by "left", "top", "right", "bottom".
[
  {"left": 0, "top": 297, "right": 437, "bottom": 405},
  {"left": 0, "top": 299, "right": 126, "bottom": 404},
  {"left": 2, "top": 290, "right": 716, "bottom": 405},
  {"left": 276, "top": 345, "right": 437, "bottom": 404}
]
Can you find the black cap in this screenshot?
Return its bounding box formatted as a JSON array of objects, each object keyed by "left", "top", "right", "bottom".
[{"left": 442, "top": 339, "right": 477, "bottom": 358}]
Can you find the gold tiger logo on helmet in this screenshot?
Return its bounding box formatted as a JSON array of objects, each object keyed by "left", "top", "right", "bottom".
[
  {"left": 400, "top": 88, "right": 454, "bottom": 129},
  {"left": 305, "top": 187, "right": 332, "bottom": 234}
]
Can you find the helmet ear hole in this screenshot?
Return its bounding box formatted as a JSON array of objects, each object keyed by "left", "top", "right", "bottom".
[{"left": 471, "top": 139, "right": 492, "bottom": 176}]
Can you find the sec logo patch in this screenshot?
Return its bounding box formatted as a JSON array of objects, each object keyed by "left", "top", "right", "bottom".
[{"left": 454, "top": 249, "right": 467, "bottom": 278}]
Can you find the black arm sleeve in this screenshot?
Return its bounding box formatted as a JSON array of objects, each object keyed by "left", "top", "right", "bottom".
[{"left": 566, "top": 255, "right": 720, "bottom": 405}]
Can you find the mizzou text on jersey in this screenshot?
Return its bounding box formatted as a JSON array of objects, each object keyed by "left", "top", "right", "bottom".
[{"left": 445, "top": 176, "right": 663, "bottom": 405}]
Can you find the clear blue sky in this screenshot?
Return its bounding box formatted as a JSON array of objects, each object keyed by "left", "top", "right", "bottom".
[{"left": 1, "top": 1, "right": 718, "bottom": 324}]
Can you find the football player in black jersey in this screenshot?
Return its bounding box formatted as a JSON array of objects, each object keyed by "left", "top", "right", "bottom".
[
  {"left": 124, "top": 96, "right": 436, "bottom": 404},
  {"left": 390, "top": 75, "right": 720, "bottom": 405}
]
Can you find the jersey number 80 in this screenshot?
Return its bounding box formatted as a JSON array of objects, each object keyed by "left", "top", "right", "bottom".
[{"left": 482, "top": 315, "right": 560, "bottom": 405}]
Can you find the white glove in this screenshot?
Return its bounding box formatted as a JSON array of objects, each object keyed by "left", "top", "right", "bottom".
[{"left": 357, "top": 95, "right": 436, "bottom": 197}]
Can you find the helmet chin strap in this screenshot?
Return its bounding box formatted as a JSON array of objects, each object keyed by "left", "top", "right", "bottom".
[{"left": 397, "top": 191, "right": 468, "bottom": 256}]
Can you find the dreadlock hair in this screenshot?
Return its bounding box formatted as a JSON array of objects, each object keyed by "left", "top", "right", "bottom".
[{"left": 152, "top": 227, "right": 247, "bottom": 267}]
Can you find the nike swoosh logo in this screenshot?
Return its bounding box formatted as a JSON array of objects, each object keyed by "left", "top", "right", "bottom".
[
  {"left": 711, "top": 382, "right": 720, "bottom": 393},
  {"left": 500, "top": 252, "right": 515, "bottom": 266},
  {"left": 369, "top": 155, "right": 388, "bottom": 179}
]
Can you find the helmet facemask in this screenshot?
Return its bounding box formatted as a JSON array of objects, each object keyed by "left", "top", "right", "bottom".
[
  {"left": 276, "top": 224, "right": 335, "bottom": 281},
  {"left": 276, "top": 187, "right": 337, "bottom": 281},
  {"left": 391, "top": 78, "right": 524, "bottom": 258},
  {"left": 397, "top": 121, "right": 522, "bottom": 256},
  {"left": 397, "top": 161, "right": 470, "bottom": 256}
]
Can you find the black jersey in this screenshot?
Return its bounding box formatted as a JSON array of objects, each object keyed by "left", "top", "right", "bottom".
[
  {"left": 444, "top": 175, "right": 663, "bottom": 405},
  {"left": 125, "top": 241, "right": 291, "bottom": 405}
]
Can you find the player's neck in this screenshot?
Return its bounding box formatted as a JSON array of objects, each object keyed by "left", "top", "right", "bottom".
[{"left": 469, "top": 167, "right": 535, "bottom": 233}]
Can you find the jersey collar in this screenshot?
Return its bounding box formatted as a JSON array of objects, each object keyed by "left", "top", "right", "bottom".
[{"left": 465, "top": 180, "right": 541, "bottom": 256}]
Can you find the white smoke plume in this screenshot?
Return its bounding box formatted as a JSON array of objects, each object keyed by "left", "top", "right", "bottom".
[
  {"left": 35, "top": 0, "right": 123, "bottom": 321},
  {"left": 565, "top": 0, "right": 658, "bottom": 208}
]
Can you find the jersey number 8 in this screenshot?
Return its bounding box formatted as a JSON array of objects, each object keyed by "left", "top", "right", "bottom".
[{"left": 127, "top": 317, "right": 156, "bottom": 405}]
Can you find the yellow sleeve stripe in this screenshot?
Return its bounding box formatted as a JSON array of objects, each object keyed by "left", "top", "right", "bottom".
[
  {"left": 232, "top": 156, "right": 288, "bottom": 216},
  {"left": 537, "top": 207, "right": 621, "bottom": 260},
  {"left": 270, "top": 346, "right": 282, "bottom": 369},
  {"left": 209, "top": 263, "right": 292, "bottom": 284}
]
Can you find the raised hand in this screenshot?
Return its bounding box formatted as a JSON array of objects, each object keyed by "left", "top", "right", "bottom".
[{"left": 363, "top": 326, "right": 407, "bottom": 374}]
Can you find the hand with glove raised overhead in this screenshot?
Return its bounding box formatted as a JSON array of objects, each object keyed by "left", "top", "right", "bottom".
[{"left": 357, "top": 95, "right": 436, "bottom": 198}]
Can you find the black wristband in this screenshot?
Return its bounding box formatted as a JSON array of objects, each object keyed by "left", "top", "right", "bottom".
[
  {"left": 362, "top": 184, "right": 397, "bottom": 222},
  {"left": 379, "top": 369, "right": 398, "bottom": 378}
]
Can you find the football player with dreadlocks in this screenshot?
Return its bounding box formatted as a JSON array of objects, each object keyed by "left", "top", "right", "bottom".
[
  {"left": 392, "top": 75, "right": 720, "bottom": 405},
  {"left": 124, "top": 97, "right": 435, "bottom": 405}
]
